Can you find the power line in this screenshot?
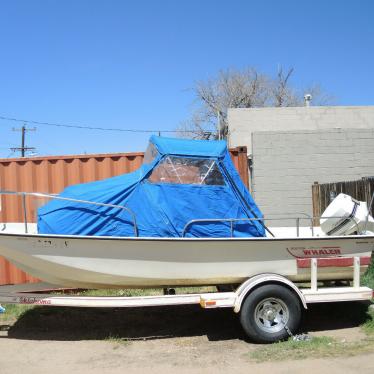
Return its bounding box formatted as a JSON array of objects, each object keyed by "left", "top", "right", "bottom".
[
  {"left": 4, "top": 151, "right": 15, "bottom": 158},
  {"left": 0, "top": 115, "right": 184, "bottom": 134}
]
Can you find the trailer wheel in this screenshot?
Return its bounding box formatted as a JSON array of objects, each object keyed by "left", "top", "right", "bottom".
[{"left": 239, "top": 284, "right": 301, "bottom": 343}]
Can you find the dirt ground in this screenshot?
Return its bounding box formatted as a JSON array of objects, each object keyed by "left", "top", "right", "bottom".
[{"left": 0, "top": 302, "right": 373, "bottom": 373}]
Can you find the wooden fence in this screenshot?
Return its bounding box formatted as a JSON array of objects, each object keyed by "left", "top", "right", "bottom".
[{"left": 312, "top": 177, "right": 374, "bottom": 222}]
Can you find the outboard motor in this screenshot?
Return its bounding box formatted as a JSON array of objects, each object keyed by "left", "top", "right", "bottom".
[{"left": 320, "top": 193, "right": 374, "bottom": 235}]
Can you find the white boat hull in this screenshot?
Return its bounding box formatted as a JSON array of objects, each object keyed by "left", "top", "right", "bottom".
[{"left": 0, "top": 232, "right": 373, "bottom": 289}]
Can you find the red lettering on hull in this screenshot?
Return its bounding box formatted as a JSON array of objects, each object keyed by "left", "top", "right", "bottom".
[
  {"left": 18, "top": 297, "right": 52, "bottom": 305},
  {"left": 303, "top": 248, "right": 341, "bottom": 256},
  {"left": 287, "top": 246, "right": 343, "bottom": 258}
]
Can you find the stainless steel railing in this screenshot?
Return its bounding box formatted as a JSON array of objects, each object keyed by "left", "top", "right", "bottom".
[
  {"left": 0, "top": 190, "right": 139, "bottom": 236},
  {"left": 182, "top": 216, "right": 313, "bottom": 238},
  {"left": 182, "top": 215, "right": 361, "bottom": 238},
  {"left": 0, "top": 190, "right": 366, "bottom": 239}
]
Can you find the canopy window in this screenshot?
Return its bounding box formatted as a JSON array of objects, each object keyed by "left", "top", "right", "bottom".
[
  {"left": 148, "top": 156, "right": 225, "bottom": 185},
  {"left": 143, "top": 143, "right": 159, "bottom": 164}
]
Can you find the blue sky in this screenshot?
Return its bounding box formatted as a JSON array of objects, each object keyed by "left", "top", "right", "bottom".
[{"left": 0, "top": 0, "right": 373, "bottom": 158}]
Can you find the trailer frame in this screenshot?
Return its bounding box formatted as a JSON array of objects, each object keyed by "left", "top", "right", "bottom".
[{"left": 0, "top": 256, "right": 372, "bottom": 342}]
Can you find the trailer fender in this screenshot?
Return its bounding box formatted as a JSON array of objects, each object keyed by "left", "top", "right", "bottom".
[{"left": 233, "top": 273, "right": 307, "bottom": 313}]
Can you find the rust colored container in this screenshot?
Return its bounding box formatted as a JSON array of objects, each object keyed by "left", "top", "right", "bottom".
[{"left": 0, "top": 146, "right": 249, "bottom": 286}]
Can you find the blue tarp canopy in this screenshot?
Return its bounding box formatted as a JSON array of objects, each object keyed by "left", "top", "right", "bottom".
[{"left": 38, "top": 136, "right": 266, "bottom": 238}]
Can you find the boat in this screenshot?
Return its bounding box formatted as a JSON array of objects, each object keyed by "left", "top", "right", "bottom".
[{"left": 0, "top": 136, "right": 373, "bottom": 289}]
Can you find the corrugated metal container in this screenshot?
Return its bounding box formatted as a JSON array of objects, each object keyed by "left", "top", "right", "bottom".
[{"left": 0, "top": 146, "right": 248, "bottom": 286}]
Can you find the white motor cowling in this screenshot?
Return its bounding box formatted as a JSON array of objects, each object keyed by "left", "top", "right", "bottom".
[{"left": 320, "top": 193, "right": 374, "bottom": 235}]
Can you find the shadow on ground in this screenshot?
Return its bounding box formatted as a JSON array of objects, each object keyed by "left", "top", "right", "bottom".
[
  {"left": 303, "top": 301, "right": 371, "bottom": 333},
  {"left": 1, "top": 301, "right": 371, "bottom": 342},
  {"left": 2, "top": 305, "right": 246, "bottom": 341}
]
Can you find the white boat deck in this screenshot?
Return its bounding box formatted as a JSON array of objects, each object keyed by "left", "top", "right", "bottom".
[{"left": 1, "top": 222, "right": 325, "bottom": 238}]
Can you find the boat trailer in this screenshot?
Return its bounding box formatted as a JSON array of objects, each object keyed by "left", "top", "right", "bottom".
[{"left": 0, "top": 256, "right": 373, "bottom": 343}]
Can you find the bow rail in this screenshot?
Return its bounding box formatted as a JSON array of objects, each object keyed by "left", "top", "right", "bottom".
[{"left": 0, "top": 190, "right": 139, "bottom": 237}]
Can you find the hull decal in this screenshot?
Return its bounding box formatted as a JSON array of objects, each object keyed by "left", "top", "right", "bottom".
[{"left": 287, "top": 246, "right": 342, "bottom": 258}]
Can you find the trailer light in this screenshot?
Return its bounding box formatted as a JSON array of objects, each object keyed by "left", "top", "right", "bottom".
[{"left": 201, "top": 300, "right": 216, "bottom": 308}]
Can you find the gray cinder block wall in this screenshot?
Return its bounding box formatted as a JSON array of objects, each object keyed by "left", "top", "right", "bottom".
[
  {"left": 228, "top": 106, "right": 374, "bottom": 150},
  {"left": 251, "top": 128, "right": 374, "bottom": 221},
  {"left": 227, "top": 106, "right": 374, "bottom": 224}
]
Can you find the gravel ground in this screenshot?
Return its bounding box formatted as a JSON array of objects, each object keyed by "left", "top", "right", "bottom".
[{"left": 0, "top": 301, "right": 373, "bottom": 373}]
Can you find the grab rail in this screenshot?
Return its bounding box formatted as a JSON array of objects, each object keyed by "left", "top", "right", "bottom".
[
  {"left": 182, "top": 215, "right": 361, "bottom": 238},
  {"left": 182, "top": 216, "right": 314, "bottom": 238},
  {"left": 0, "top": 190, "right": 139, "bottom": 237},
  {"left": 0, "top": 190, "right": 364, "bottom": 239}
]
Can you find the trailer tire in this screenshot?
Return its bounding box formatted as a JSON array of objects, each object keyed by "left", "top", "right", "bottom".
[{"left": 239, "top": 284, "right": 301, "bottom": 343}]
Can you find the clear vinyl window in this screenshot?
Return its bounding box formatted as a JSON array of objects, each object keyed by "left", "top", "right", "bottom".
[
  {"left": 148, "top": 156, "right": 225, "bottom": 185},
  {"left": 143, "top": 143, "right": 159, "bottom": 164}
]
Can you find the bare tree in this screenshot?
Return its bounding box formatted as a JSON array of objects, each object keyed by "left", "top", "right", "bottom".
[
  {"left": 177, "top": 66, "right": 333, "bottom": 139},
  {"left": 271, "top": 67, "right": 299, "bottom": 107}
]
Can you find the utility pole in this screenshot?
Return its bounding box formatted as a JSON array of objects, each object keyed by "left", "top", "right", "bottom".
[{"left": 11, "top": 125, "right": 36, "bottom": 157}]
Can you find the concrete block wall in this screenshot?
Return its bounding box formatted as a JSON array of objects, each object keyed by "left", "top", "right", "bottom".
[
  {"left": 228, "top": 106, "right": 374, "bottom": 151},
  {"left": 251, "top": 128, "right": 374, "bottom": 223}
]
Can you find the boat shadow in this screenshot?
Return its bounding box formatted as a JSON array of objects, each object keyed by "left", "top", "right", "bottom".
[
  {"left": 302, "top": 301, "right": 372, "bottom": 333},
  {"left": 3, "top": 305, "right": 246, "bottom": 341},
  {"left": 1, "top": 301, "right": 372, "bottom": 342}
]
